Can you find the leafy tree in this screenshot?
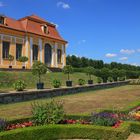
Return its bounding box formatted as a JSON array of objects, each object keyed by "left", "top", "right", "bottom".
[
  {"left": 8, "top": 54, "right": 14, "bottom": 66},
  {"left": 81, "top": 57, "right": 89, "bottom": 67},
  {"left": 111, "top": 68, "right": 120, "bottom": 81},
  {"left": 32, "top": 61, "right": 48, "bottom": 83},
  {"left": 100, "top": 68, "right": 110, "bottom": 83},
  {"left": 86, "top": 66, "right": 95, "bottom": 80},
  {"left": 18, "top": 56, "right": 28, "bottom": 68},
  {"left": 63, "top": 65, "right": 73, "bottom": 81}
]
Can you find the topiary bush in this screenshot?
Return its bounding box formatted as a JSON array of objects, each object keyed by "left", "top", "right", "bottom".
[
  {"left": 18, "top": 56, "right": 28, "bottom": 69},
  {"left": 97, "top": 77, "right": 103, "bottom": 84},
  {"left": 108, "top": 77, "right": 114, "bottom": 82},
  {"left": 52, "top": 80, "right": 61, "bottom": 88},
  {"left": 63, "top": 65, "right": 73, "bottom": 81},
  {"left": 78, "top": 79, "right": 86, "bottom": 85},
  {"left": 31, "top": 100, "right": 65, "bottom": 125},
  {"left": 13, "top": 80, "right": 27, "bottom": 91}
]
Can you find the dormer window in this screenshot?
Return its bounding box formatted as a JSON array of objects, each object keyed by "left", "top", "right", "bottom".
[
  {"left": 0, "top": 16, "right": 5, "bottom": 24},
  {"left": 41, "top": 24, "right": 48, "bottom": 34}
]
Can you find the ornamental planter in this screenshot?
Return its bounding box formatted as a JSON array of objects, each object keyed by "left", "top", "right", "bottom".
[
  {"left": 88, "top": 80, "right": 93, "bottom": 85},
  {"left": 22, "top": 66, "right": 25, "bottom": 69},
  {"left": 37, "top": 83, "right": 44, "bottom": 89},
  {"left": 9, "top": 65, "right": 12, "bottom": 69},
  {"left": 66, "top": 80, "right": 72, "bottom": 87}
]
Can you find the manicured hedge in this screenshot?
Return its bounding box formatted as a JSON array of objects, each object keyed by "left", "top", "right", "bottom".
[
  {"left": 0, "top": 123, "right": 130, "bottom": 140},
  {"left": 129, "top": 121, "right": 140, "bottom": 133}
]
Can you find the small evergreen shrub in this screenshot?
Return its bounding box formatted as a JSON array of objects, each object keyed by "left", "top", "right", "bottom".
[
  {"left": 97, "top": 77, "right": 103, "bottom": 84},
  {"left": 108, "top": 77, "right": 114, "bottom": 82},
  {"left": 31, "top": 100, "right": 65, "bottom": 125},
  {"left": 0, "top": 119, "right": 7, "bottom": 132},
  {"left": 13, "top": 80, "right": 26, "bottom": 91},
  {"left": 52, "top": 80, "right": 61, "bottom": 88},
  {"left": 78, "top": 79, "right": 86, "bottom": 85}
]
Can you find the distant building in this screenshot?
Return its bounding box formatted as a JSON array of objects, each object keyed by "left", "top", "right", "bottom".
[{"left": 0, "top": 14, "right": 67, "bottom": 69}]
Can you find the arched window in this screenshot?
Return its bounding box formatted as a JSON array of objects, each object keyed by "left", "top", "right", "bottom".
[
  {"left": 57, "top": 49, "right": 62, "bottom": 64},
  {"left": 44, "top": 43, "right": 52, "bottom": 66},
  {"left": 33, "top": 45, "right": 38, "bottom": 61}
]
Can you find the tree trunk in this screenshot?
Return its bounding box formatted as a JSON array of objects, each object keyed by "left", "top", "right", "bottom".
[
  {"left": 39, "top": 75, "right": 41, "bottom": 83},
  {"left": 68, "top": 73, "right": 70, "bottom": 81}
]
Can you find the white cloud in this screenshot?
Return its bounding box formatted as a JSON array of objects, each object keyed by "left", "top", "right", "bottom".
[
  {"left": 105, "top": 53, "right": 117, "bottom": 58},
  {"left": 119, "top": 57, "right": 128, "bottom": 61},
  {"left": 137, "top": 49, "right": 140, "bottom": 52},
  {"left": 0, "top": 2, "right": 4, "bottom": 7},
  {"left": 131, "top": 63, "right": 140, "bottom": 66},
  {"left": 120, "top": 49, "right": 135, "bottom": 55},
  {"left": 78, "top": 40, "right": 86, "bottom": 44},
  {"left": 57, "top": 1, "right": 70, "bottom": 9}
]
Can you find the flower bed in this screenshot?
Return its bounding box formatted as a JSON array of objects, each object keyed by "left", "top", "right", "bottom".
[{"left": 0, "top": 101, "right": 140, "bottom": 139}]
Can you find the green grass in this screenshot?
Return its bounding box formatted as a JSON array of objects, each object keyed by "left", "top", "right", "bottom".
[
  {"left": 0, "top": 71, "right": 97, "bottom": 92},
  {"left": 0, "top": 85, "right": 140, "bottom": 120}
]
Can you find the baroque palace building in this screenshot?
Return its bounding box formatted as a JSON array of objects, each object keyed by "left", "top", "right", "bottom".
[{"left": 0, "top": 14, "right": 67, "bottom": 69}]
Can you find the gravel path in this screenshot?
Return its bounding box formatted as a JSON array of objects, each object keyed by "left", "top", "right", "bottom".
[{"left": 127, "top": 133, "right": 140, "bottom": 140}]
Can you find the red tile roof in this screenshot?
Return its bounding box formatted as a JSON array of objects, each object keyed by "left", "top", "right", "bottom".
[{"left": 0, "top": 14, "right": 67, "bottom": 43}]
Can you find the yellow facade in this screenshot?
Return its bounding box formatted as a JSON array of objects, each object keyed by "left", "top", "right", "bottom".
[{"left": 0, "top": 28, "right": 67, "bottom": 69}]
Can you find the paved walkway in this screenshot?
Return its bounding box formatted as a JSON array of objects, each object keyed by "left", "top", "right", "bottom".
[{"left": 128, "top": 133, "right": 140, "bottom": 140}]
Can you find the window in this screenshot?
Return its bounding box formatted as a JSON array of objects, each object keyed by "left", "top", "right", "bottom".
[
  {"left": 33, "top": 45, "right": 38, "bottom": 61},
  {"left": 2, "top": 41, "right": 10, "bottom": 59},
  {"left": 44, "top": 26, "right": 47, "bottom": 34},
  {"left": 57, "top": 49, "right": 62, "bottom": 64},
  {"left": 0, "top": 16, "right": 4, "bottom": 24},
  {"left": 16, "top": 44, "right": 22, "bottom": 60},
  {"left": 42, "top": 25, "right": 48, "bottom": 34}
]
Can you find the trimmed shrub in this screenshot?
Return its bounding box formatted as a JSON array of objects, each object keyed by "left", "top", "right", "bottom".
[
  {"left": 31, "top": 100, "right": 65, "bottom": 125},
  {"left": 108, "top": 77, "right": 114, "bottom": 82},
  {"left": 0, "top": 123, "right": 130, "bottom": 140},
  {"left": 100, "top": 68, "right": 110, "bottom": 83},
  {"left": 97, "top": 77, "right": 103, "bottom": 84},
  {"left": 78, "top": 79, "right": 86, "bottom": 85},
  {"left": 52, "top": 79, "right": 61, "bottom": 88},
  {"left": 32, "top": 61, "right": 48, "bottom": 83},
  {"left": 130, "top": 121, "right": 140, "bottom": 133},
  {"left": 63, "top": 65, "right": 73, "bottom": 81},
  {"left": 13, "top": 80, "right": 26, "bottom": 91},
  {"left": 85, "top": 66, "right": 95, "bottom": 80}
]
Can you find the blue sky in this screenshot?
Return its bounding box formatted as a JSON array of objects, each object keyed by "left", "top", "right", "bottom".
[{"left": 0, "top": 0, "right": 140, "bottom": 65}]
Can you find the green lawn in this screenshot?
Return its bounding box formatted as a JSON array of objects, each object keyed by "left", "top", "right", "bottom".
[
  {"left": 0, "top": 71, "right": 97, "bottom": 92},
  {"left": 0, "top": 85, "right": 140, "bottom": 120}
]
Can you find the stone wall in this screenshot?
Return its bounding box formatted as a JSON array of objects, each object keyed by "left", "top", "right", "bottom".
[{"left": 0, "top": 81, "right": 129, "bottom": 104}]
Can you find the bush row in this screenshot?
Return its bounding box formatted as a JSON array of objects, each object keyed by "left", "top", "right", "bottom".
[{"left": 0, "top": 123, "right": 130, "bottom": 140}]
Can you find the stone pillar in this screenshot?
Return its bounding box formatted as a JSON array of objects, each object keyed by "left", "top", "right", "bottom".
[
  {"left": 25, "top": 36, "right": 29, "bottom": 66},
  {"left": 0, "top": 35, "right": 3, "bottom": 65},
  {"left": 30, "top": 37, "right": 33, "bottom": 66},
  {"left": 14, "top": 37, "right": 16, "bottom": 66},
  {"left": 62, "top": 44, "right": 65, "bottom": 68},
  {"left": 55, "top": 43, "right": 58, "bottom": 67},
  {"left": 51, "top": 45, "right": 55, "bottom": 67},
  {"left": 39, "top": 39, "right": 43, "bottom": 62}
]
